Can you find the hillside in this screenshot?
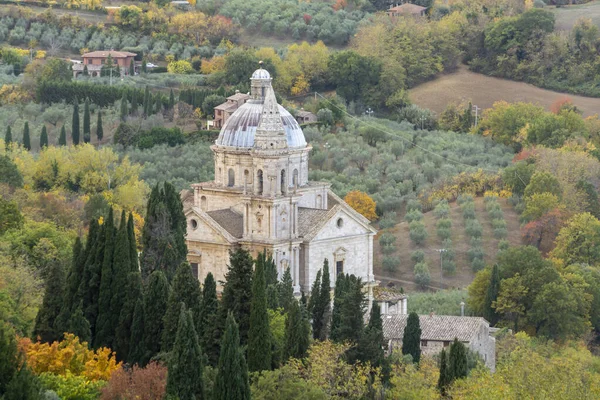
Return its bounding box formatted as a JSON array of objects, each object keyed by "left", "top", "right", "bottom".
[
  {"left": 552, "top": 1, "right": 600, "bottom": 30},
  {"left": 409, "top": 65, "right": 600, "bottom": 118},
  {"left": 374, "top": 197, "right": 523, "bottom": 292}
]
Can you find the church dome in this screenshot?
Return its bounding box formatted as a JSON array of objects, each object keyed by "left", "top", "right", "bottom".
[
  {"left": 251, "top": 68, "right": 271, "bottom": 80},
  {"left": 215, "top": 101, "right": 307, "bottom": 148}
]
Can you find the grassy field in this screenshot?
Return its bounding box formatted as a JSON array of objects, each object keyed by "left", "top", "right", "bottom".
[
  {"left": 552, "top": 1, "right": 600, "bottom": 30},
  {"left": 373, "top": 197, "right": 523, "bottom": 292},
  {"left": 409, "top": 65, "right": 600, "bottom": 117}
]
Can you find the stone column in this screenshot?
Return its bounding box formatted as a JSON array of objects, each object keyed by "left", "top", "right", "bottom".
[
  {"left": 402, "top": 298, "right": 408, "bottom": 315},
  {"left": 293, "top": 246, "right": 300, "bottom": 293}
]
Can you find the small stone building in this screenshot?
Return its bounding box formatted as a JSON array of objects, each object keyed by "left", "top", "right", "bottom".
[
  {"left": 295, "top": 109, "right": 317, "bottom": 124},
  {"left": 382, "top": 314, "right": 496, "bottom": 371},
  {"left": 387, "top": 3, "right": 427, "bottom": 17},
  {"left": 213, "top": 91, "right": 251, "bottom": 129},
  {"left": 182, "top": 67, "right": 376, "bottom": 293}
]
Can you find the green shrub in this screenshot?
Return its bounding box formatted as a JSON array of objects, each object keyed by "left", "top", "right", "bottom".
[
  {"left": 498, "top": 239, "right": 510, "bottom": 251},
  {"left": 471, "top": 257, "right": 485, "bottom": 272},
  {"left": 442, "top": 259, "right": 456, "bottom": 274},
  {"left": 409, "top": 221, "right": 428, "bottom": 245},
  {"left": 488, "top": 208, "right": 504, "bottom": 220},
  {"left": 493, "top": 227, "right": 507, "bottom": 239},
  {"left": 381, "top": 244, "right": 396, "bottom": 255},
  {"left": 433, "top": 201, "right": 450, "bottom": 218},
  {"left": 411, "top": 250, "right": 425, "bottom": 263},
  {"left": 470, "top": 237, "right": 482, "bottom": 248},
  {"left": 379, "top": 232, "right": 396, "bottom": 248},
  {"left": 465, "top": 219, "right": 483, "bottom": 238},
  {"left": 137, "top": 127, "right": 185, "bottom": 149},
  {"left": 468, "top": 247, "right": 485, "bottom": 262},
  {"left": 457, "top": 194, "right": 474, "bottom": 205},
  {"left": 484, "top": 196, "right": 498, "bottom": 204},
  {"left": 406, "top": 199, "right": 422, "bottom": 212},
  {"left": 382, "top": 256, "right": 401, "bottom": 272},
  {"left": 379, "top": 212, "right": 397, "bottom": 229},
  {"left": 414, "top": 262, "right": 431, "bottom": 288},
  {"left": 404, "top": 209, "right": 423, "bottom": 223},
  {"left": 462, "top": 202, "right": 476, "bottom": 219},
  {"left": 491, "top": 219, "right": 507, "bottom": 230},
  {"left": 38, "top": 373, "right": 105, "bottom": 400},
  {"left": 437, "top": 227, "right": 452, "bottom": 240},
  {"left": 436, "top": 218, "right": 451, "bottom": 229}
]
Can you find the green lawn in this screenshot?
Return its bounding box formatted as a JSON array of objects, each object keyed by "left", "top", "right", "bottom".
[{"left": 552, "top": 1, "right": 600, "bottom": 30}]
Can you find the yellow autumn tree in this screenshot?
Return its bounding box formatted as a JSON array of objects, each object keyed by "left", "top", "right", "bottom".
[
  {"left": 344, "top": 190, "right": 377, "bottom": 221},
  {"left": 19, "top": 333, "right": 121, "bottom": 381}
]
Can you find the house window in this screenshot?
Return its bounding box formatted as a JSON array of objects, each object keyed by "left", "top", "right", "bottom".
[
  {"left": 336, "top": 260, "right": 344, "bottom": 276},
  {"left": 443, "top": 341, "right": 450, "bottom": 347},
  {"left": 200, "top": 196, "right": 207, "bottom": 211},
  {"left": 191, "top": 263, "right": 198, "bottom": 279},
  {"left": 421, "top": 340, "right": 428, "bottom": 347},
  {"left": 257, "top": 169, "right": 263, "bottom": 195},
  {"left": 280, "top": 169, "right": 286, "bottom": 194},
  {"left": 293, "top": 169, "right": 298, "bottom": 187},
  {"left": 228, "top": 169, "right": 235, "bottom": 187},
  {"left": 190, "top": 219, "right": 198, "bottom": 230}
]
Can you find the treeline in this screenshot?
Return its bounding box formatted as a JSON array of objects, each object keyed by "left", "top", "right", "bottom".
[{"left": 37, "top": 81, "right": 144, "bottom": 107}]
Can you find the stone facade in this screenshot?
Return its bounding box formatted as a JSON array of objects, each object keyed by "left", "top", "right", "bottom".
[{"left": 183, "top": 67, "right": 376, "bottom": 293}]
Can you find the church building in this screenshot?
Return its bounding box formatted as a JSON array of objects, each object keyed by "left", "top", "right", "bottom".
[{"left": 182, "top": 66, "right": 377, "bottom": 293}]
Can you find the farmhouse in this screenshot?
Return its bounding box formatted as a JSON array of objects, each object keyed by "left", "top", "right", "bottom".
[
  {"left": 213, "top": 91, "right": 251, "bottom": 129},
  {"left": 382, "top": 314, "right": 496, "bottom": 371},
  {"left": 182, "top": 66, "right": 377, "bottom": 293},
  {"left": 387, "top": 3, "right": 427, "bottom": 17},
  {"left": 295, "top": 109, "right": 317, "bottom": 124},
  {"left": 72, "top": 50, "right": 137, "bottom": 78}
]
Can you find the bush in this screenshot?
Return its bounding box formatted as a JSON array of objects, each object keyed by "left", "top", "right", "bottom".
[
  {"left": 382, "top": 256, "right": 401, "bottom": 272},
  {"left": 470, "top": 237, "right": 482, "bottom": 248},
  {"left": 381, "top": 244, "right": 396, "bottom": 255},
  {"left": 409, "top": 221, "right": 428, "bottom": 245},
  {"left": 136, "top": 127, "right": 185, "bottom": 149},
  {"left": 467, "top": 247, "right": 485, "bottom": 262},
  {"left": 442, "top": 259, "right": 456, "bottom": 274},
  {"left": 411, "top": 250, "right": 425, "bottom": 263},
  {"left": 404, "top": 209, "right": 423, "bottom": 223},
  {"left": 433, "top": 200, "right": 450, "bottom": 218},
  {"left": 436, "top": 218, "right": 451, "bottom": 230},
  {"left": 414, "top": 262, "right": 431, "bottom": 288},
  {"left": 461, "top": 202, "right": 476, "bottom": 219},
  {"left": 379, "top": 215, "right": 397, "bottom": 229},
  {"left": 471, "top": 257, "right": 485, "bottom": 272},
  {"left": 406, "top": 199, "right": 422, "bottom": 212},
  {"left": 488, "top": 208, "right": 504, "bottom": 220},
  {"left": 491, "top": 219, "right": 507, "bottom": 230},
  {"left": 498, "top": 239, "right": 510, "bottom": 251},
  {"left": 437, "top": 227, "right": 452, "bottom": 240},
  {"left": 457, "top": 194, "right": 474, "bottom": 205},
  {"left": 493, "top": 227, "right": 507, "bottom": 239},
  {"left": 38, "top": 373, "right": 106, "bottom": 400},
  {"left": 379, "top": 232, "right": 396, "bottom": 248},
  {"left": 465, "top": 219, "right": 483, "bottom": 238}
]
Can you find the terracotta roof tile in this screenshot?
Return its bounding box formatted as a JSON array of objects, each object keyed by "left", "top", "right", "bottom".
[
  {"left": 382, "top": 314, "right": 487, "bottom": 342},
  {"left": 206, "top": 209, "right": 243, "bottom": 238}
]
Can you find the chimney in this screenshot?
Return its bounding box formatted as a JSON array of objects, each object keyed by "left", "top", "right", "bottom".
[{"left": 460, "top": 301, "right": 465, "bottom": 317}]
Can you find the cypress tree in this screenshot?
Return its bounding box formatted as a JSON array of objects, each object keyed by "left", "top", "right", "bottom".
[
  {"left": 266, "top": 285, "right": 279, "bottom": 310},
  {"left": 131, "top": 90, "right": 139, "bottom": 116},
  {"left": 141, "top": 182, "right": 187, "bottom": 281},
  {"left": 55, "top": 237, "right": 86, "bottom": 336},
  {"left": 142, "top": 57, "right": 147, "bottom": 74},
  {"left": 127, "top": 213, "right": 138, "bottom": 272},
  {"left": 83, "top": 98, "right": 91, "bottom": 143},
  {"left": 283, "top": 299, "right": 310, "bottom": 361},
  {"left": 58, "top": 125, "right": 66, "bottom": 146},
  {"left": 330, "top": 273, "right": 348, "bottom": 342},
  {"left": 95, "top": 208, "right": 116, "bottom": 348},
  {"left": 120, "top": 93, "right": 128, "bottom": 122},
  {"left": 448, "top": 338, "right": 468, "bottom": 380},
  {"left": 83, "top": 64, "right": 89, "bottom": 76},
  {"left": 162, "top": 263, "right": 202, "bottom": 352},
  {"left": 3, "top": 362, "right": 41, "bottom": 400},
  {"left": 72, "top": 99, "right": 80, "bottom": 145},
  {"left": 169, "top": 88, "right": 175, "bottom": 110},
  {"left": 143, "top": 270, "right": 170, "bottom": 364},
  {"left": 33, "top": 262, "right": 66, "bottom": 343},
  {"left": 39, "top": 125, "right": 48, "bottom": 148},
  {"left": 107, "top": 212, "right": 131, "bottom": 350},
  {"left": 166, "top": 304, "right": 204, "bottom": 400},
  {"left": 96, "top": 111, "right": 103, "bottom": 142},
  {"left": 79, "top": 218, "right": 105, "bottom": 337},
  {"left": 260, "top": 251, "right": 278, "bottom": 310},
  {"left": 129, "top": 59, "right": 135, "bottom": 76},
  {"left": 115, "top": 271, "right": 142, "bottom": 361},
  {"left": 218, "top": 248, "right": 254, "bottom": 346},
  {"left": 0, "top": 321, "right": 18, "bottom": 395},
  {"left": 128, "top": 296, "right": 146, "bottom": 366},
  {"left": 484, "top": 264, "right": 500, "bottom": 326},
  {"left": 358, "top": 302, "right": 385, "bottom": 369},
  {"left": 312, "top": 260, "right": 331, "bottom": 340},
  {"left": 278, "top": 267, "right": 294, "bottom": 313},
  {"left": 437, "top": 348, "right": 450, "bottom": 395},
  {"left": 22, "top": 122, "right": 30, "bottom": 150},
  {"left": 402, "top": 312, "right": 422, "bottom": 364},
  {"left": 214, "top": 313, "right": 250, "bottom": 400},
  {"left": 143, "top": 86, "right": 150, "bottom": 117},
  {"left": 247, "top": 253, "right": 271, "bottom": 372},
  {"left": 307, "top": 270, "right": 321, "bottom": 319},
  {"left": 68, "top": 303, "right": 91, "bottom": 344},
  {"left": 5, "top": 126, "right": 11, "bottom": 150},
  {"left": 200, "top": 272, "right": 220, "bottom": 366},
  {"left": 335, "top": 275, "right": 365, "bottom": 362}
]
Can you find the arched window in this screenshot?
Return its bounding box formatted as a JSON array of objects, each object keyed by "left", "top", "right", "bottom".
[
  {"left": 257, "top": 169, "right": 263, "bottom": 195},
  {"left": 280, "top": 169, "right": 286, "bottom": 195},
  {"left": 228, "top": 169, "right": 235, "bottom": 187},
  {"left": 200, "top": 196, "right": 207, "bottom": 210},
  {"left": 293, "top": 169, "right": 299, "bottom": 187}
]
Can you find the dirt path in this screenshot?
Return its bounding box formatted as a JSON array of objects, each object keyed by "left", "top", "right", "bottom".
[{"left": 409, "top": 65, "right": 600, "bottom": 117}]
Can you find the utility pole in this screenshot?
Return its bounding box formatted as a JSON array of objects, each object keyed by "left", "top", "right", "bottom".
[
  {"left": 436, "top": 249, "right": 447, "bottom": 289},
  {"left": 365, "top": 107, "right": 374, "bottom": 118},
  {"left": 472, "top": 104, "right": 481, "bottom": 128}
]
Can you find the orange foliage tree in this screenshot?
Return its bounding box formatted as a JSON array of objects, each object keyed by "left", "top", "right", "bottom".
[
  {"left": 18, "top": 333, "right": 121, "bottom": 381},
  {"left": 344, "top": 190, "right": 377, "bottom": 221},
  {"left": 100, "top": 361, "right": 167, "bottom": 400}
]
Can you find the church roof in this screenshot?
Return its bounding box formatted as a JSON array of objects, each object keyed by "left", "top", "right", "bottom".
[
  {"left": 215, "top": 101, "right": 307, "bottom": 148},
  {"left": 252, "top": 68, "right": 271, "bottom": 79},
  {"left": 382, "top": 314, "right": 488, "bottom": 342},
  {"left": 298, "top": 208, "right": 331, "bottom": 237},
  {"left": 206, "top": 209, "right": 244, "bottom": 238}
]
